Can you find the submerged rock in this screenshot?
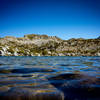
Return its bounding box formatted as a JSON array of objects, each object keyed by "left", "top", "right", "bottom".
[
  {"left": 0, "top": 68, "right": 55, "bottom": 74},
  {"left": 48, "top": 73, "right": 100, "bottom": 100},
  {"left": 0, "top": 87, "right": 64, "bottom": 100},
  {"left": 0, "top": 86, "right": 10, "bottom": 93},
  {"left": 11, "top": 68, "right": 55, "bottom": 73}
]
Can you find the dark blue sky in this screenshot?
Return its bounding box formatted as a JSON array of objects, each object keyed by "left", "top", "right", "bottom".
[{"left": 0, "top": 0, "right": 100, "bottom": 39}]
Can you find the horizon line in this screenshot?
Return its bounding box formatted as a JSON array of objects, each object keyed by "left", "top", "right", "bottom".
[{"left": 0, "top": 33, "right": 99, "bottom": 40}]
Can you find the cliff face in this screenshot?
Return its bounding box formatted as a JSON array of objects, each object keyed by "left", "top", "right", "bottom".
[{"left": 0, "top": 34, "right": 100, "bottom": 56}]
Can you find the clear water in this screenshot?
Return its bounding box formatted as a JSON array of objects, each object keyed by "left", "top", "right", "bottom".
[{"left": 0, "top": 56, "right": 100, "bottom": 100}]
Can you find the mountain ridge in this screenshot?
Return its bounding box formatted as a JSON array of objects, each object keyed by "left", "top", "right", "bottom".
[{"left": 0, "top": 34, "right": 100, "bottom": 56}]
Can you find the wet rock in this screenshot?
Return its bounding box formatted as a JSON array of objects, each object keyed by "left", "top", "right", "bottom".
[
  {"left": 0, "top": 86, "right": 10, "bottom": 93},
  {"left": 48, "top": 73, "right": 100, "bottom": 100},
  {"left": 0, "top": 69, "right": 12, "bottom": 74},
  {"left": 0, "top": 87, "right": 64, "bottom": 100},
  {"left": 0, "top": 78, "right": 36, "bottom": 86},
  {"left": 11, "top": 68, "right": 55, "bottom": 73},
  {"left": 0, "top": 68, "right": 55, "bottom": 74},
  {"left": 48, "top": 73, "right": 82, "bottom": 80}
]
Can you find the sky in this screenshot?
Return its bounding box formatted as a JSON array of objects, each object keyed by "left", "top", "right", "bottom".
[{"left": 0, "top": 0, "right": 100, "bottom": 40}]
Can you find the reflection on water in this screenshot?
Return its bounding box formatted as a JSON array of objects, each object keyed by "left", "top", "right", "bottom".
[{"left": 0, "top": 56, "right": 100, "bottom": 100}]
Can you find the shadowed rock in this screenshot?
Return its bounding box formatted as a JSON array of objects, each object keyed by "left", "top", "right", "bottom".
[
  {"left": 0, "top": 68, "right": 55, "bottom": 74},
  {"left": 12, "top": 68, "right": 55, "bottom": 73},
  {"left": 48, "top": 73, "right": 100, "bottom": 100},
  {"left": 0, "top": 87, "right": 64, "bottom": 100},
  {"left": 0, "top": 86, "right": 10, "bottom": 93}
]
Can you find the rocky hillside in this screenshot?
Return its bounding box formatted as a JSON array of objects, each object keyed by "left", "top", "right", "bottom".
[{"left": 0, "top": 34, "right": 100, "bottom": 56}]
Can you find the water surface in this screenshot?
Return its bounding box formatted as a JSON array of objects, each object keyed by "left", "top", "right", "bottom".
[{"left": 0, "top": 56, "right": 100, "bottom": 100}]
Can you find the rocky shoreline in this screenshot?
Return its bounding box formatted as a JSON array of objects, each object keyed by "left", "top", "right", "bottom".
[{"left": 0, "top": 34, "right": 100, "bottom": 56}]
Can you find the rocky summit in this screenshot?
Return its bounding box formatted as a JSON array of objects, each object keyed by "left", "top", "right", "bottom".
[{"left": 0, "top": 34, "right": 100, "bottom": 56}]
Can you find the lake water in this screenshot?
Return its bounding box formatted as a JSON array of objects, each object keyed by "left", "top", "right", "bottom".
[{"left": 0, "top": 56, "right": 100, "bottom": 100}]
